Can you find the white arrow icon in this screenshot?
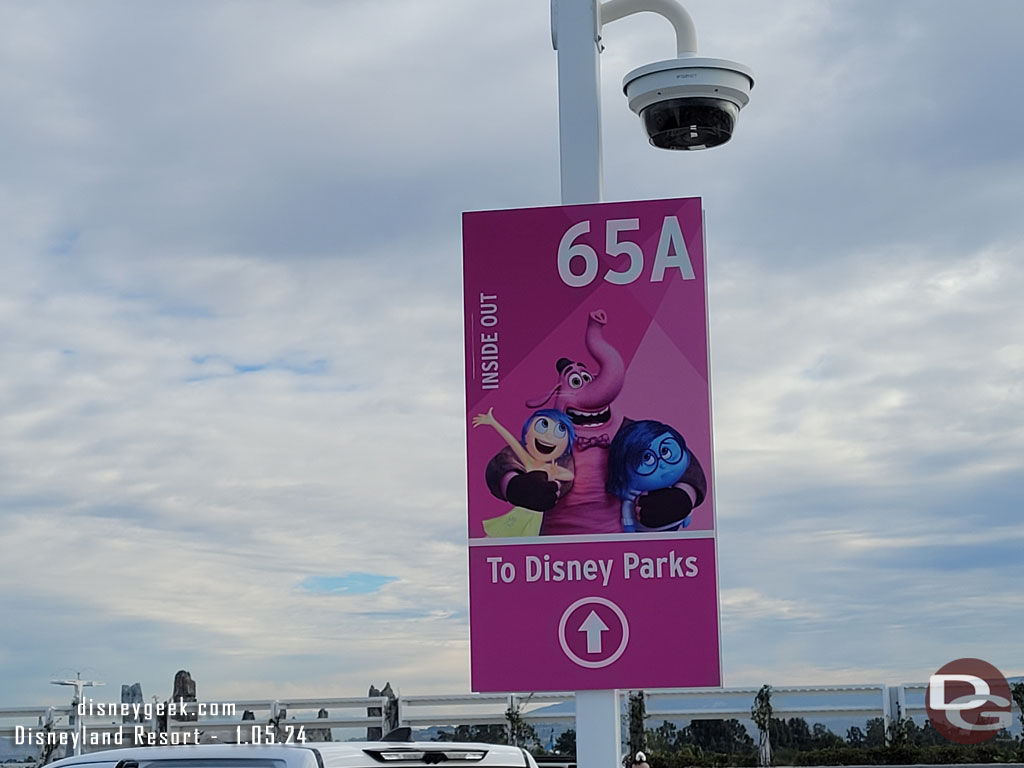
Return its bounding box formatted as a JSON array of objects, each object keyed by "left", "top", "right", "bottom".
[
  {"left": 578, "top": 610, "right": 609, "bottom": 653},
  {"left": 559, "top": 597, "right": 629, "bottom": 669}
]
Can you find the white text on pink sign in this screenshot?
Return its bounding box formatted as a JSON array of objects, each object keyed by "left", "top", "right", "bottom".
[{"left": 486, "top": 550, "right": 699, "bottom": 587}]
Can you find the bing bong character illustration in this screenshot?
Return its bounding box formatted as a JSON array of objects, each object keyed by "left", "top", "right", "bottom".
[
  {"left": 483, "top": 309, "right": 706, "bottom": 535},
  {"left": 473, "top": 408, "right": 575, "bottom": 483},
  {"left": 607, "top": 419, "right": 696, "bottom": 532}
]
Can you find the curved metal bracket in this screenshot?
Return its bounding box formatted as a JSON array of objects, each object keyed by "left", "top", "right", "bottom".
[{"left": 599, "top": 0, "right": 697, "bottom": 56}]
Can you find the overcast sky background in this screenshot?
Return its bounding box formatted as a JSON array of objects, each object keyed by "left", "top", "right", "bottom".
[{"left": 1, "top": 0, "right": 1022, "bottom": 708}]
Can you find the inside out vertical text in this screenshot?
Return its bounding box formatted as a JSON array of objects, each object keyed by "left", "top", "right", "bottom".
[{"left": 479, "top": 292, "right": 499, "bottom": 390}]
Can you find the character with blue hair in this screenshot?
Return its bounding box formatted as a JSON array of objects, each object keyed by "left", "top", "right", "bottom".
[
  {"left": 473, "top": 407, "right": 575, "bottom": 483},
  {"left": 607, "top": 419, "right": 693, "bottom": 532}
]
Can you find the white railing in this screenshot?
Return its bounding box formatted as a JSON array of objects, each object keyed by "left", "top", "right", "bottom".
[
  {"left": 399, "top": 692, "right": 576, "bottom": 728},
  {"left": 394, "top": 685, "right": 894, "bottom": 731},
  {"left": 898, "top": 682, "right": 929, "bottom": 720},
  {"left": 0, "top": 706, "right": 75, "bottom": 737},
  {"left": 644, "top": 684, "right": 889, "bottom": 723}
]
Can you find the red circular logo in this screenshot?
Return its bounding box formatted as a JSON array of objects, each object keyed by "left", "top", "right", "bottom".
[{"left": 926, "top": 658, "right": 1011, "bottom": 744}]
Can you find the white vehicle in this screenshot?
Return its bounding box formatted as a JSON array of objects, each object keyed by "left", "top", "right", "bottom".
[{"left": 46, "top": 741, "right": 540, "bottom": 768}]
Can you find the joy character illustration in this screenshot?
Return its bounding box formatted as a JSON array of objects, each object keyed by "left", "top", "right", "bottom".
[
  {"left": 607, "top": 419, "right": 694, "bottom": 532},
  {"left": 473, "top": 408, "right": 575, "bottom": 483},
  {"left": 485, "top": 309, "right": 624, "bottom": 534}
]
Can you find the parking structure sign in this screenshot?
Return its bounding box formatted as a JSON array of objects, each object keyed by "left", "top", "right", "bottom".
[{"left": 464, "top": 197, "right": 720, "bottom": 692}]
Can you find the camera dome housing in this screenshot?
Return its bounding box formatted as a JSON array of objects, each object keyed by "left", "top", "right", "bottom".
[{"left": 623, "top": 56, "right": 753, "bottom": 150}]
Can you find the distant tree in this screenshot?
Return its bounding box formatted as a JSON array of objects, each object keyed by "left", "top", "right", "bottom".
[
  {"left": 751, "top": 685, "right": 772, "bottom": 767},
  {"left": 680, "top": 719, "right": 754, "bottom": 755},
  {"left": 810, "top": 723, "right": 842, "bottom": 749},
  {"left": 914, "top": 719, "right": 944, "bottom": 747},
  {"left": 785, "top": 718, "right": 812, "bottom": 750},
  {"left": 553, "top": 729, "right": 576, "bottom": 756},
  {"left": 767, "top": 719, "right": 794, "bottom": 749},
  {"left": 845, "top": 726, "right": 865, "bottom": 747},
  {"left": 901, "top": 721, "right": 918, "bottom": 746},
  {"left": 864, "top": 717, "right": 886, "bottom": 748},
  {"left": 646, "top": 721, "right": 682, "bottom": 753},
  {"left": 1012, "top": 683, "right": 1024, "bottom": 734},
  {"left": 886, "top": 713, "right": 911, "bottom": 746},
  {"left": 37, "top": 717, "right": 61, "bottom": 766},
  {"left": 506, "top": 699, "right": 541, "bottom": 750},
  {"left": 627, "top": 691, "right": 647, "bottom": 761}
]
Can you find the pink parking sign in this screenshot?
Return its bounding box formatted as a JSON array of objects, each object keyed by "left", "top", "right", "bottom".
[{"left": 463, "top": 198, "right": 720, "bottom": 691}]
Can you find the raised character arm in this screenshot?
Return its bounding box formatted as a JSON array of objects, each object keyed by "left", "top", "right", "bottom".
[{"left": 473, "top": 408, "right": 535, "bottom": 470}]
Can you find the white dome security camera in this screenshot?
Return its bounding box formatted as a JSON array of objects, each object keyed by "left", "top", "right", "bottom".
[
  {"left": 622, "top": 56, "right": 753, "bottom": 150},
  {"left": 592, "top": 0, "right": 753, "bottom": 151},
  {"left": 550, "top": 0, "right": 754, "bottom": 201}
]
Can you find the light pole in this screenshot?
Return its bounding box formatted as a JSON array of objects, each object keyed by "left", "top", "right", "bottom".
[
  {"left": 550, "top": 2, "right": 752, "bottom": 766},
  {"left": 51, "top": 672, "right": 104, "bottom": 756}
]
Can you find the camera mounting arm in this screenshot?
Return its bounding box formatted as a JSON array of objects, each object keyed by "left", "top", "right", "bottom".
[{"left": 599, "top": 0, "right": 697, "bottom": 56}]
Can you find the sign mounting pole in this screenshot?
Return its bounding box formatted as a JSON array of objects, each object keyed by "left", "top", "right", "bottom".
[{"left": 552, "top": 2, "right": 620, "bottom": 768}]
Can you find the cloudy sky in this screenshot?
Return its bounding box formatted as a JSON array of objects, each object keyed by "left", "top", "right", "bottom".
[{"left": 1, "top": 0, "right": 1022, "bottom": 709}]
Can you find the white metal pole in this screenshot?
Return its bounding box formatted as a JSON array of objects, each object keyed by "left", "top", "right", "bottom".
[
  {"left": 575, "top": 689, "right": 622, "bottom": 768},
  {"left": 552, "top": 2, "right": 621, "bottom": 767},
  {"left": 553, "top": 0, "right": 604, "bottom": 204}
]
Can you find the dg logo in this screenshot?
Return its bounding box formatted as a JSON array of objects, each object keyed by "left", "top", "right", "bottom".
[{"left": 926, "top": 658, "right": 1012, "bottom": 744}]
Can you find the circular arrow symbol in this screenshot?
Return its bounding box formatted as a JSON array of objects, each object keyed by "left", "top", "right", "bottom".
[{"left": 558, "top": 597, "right": 629, "bottom": 669}]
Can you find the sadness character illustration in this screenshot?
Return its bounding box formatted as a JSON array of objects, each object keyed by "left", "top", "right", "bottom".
[
  {"left": 473, "top": 408, "right": 575, "bottom": 483},
  {"left": 607, "top": 419, "right": 695, "bottom": 532}
]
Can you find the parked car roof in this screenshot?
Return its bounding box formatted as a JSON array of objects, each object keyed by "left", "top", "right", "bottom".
[{"left": 47, "top": 741, "right": 538, "bottom": 768}]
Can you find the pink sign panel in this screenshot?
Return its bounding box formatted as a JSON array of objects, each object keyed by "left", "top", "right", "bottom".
[{"left": 463, "top": 198, "right": 719, "bottom": 691}]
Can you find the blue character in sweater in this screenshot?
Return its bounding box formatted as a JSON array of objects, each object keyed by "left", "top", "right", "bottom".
[{"left": 607, "top": 419, "right": 692, "bottom": 532}]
